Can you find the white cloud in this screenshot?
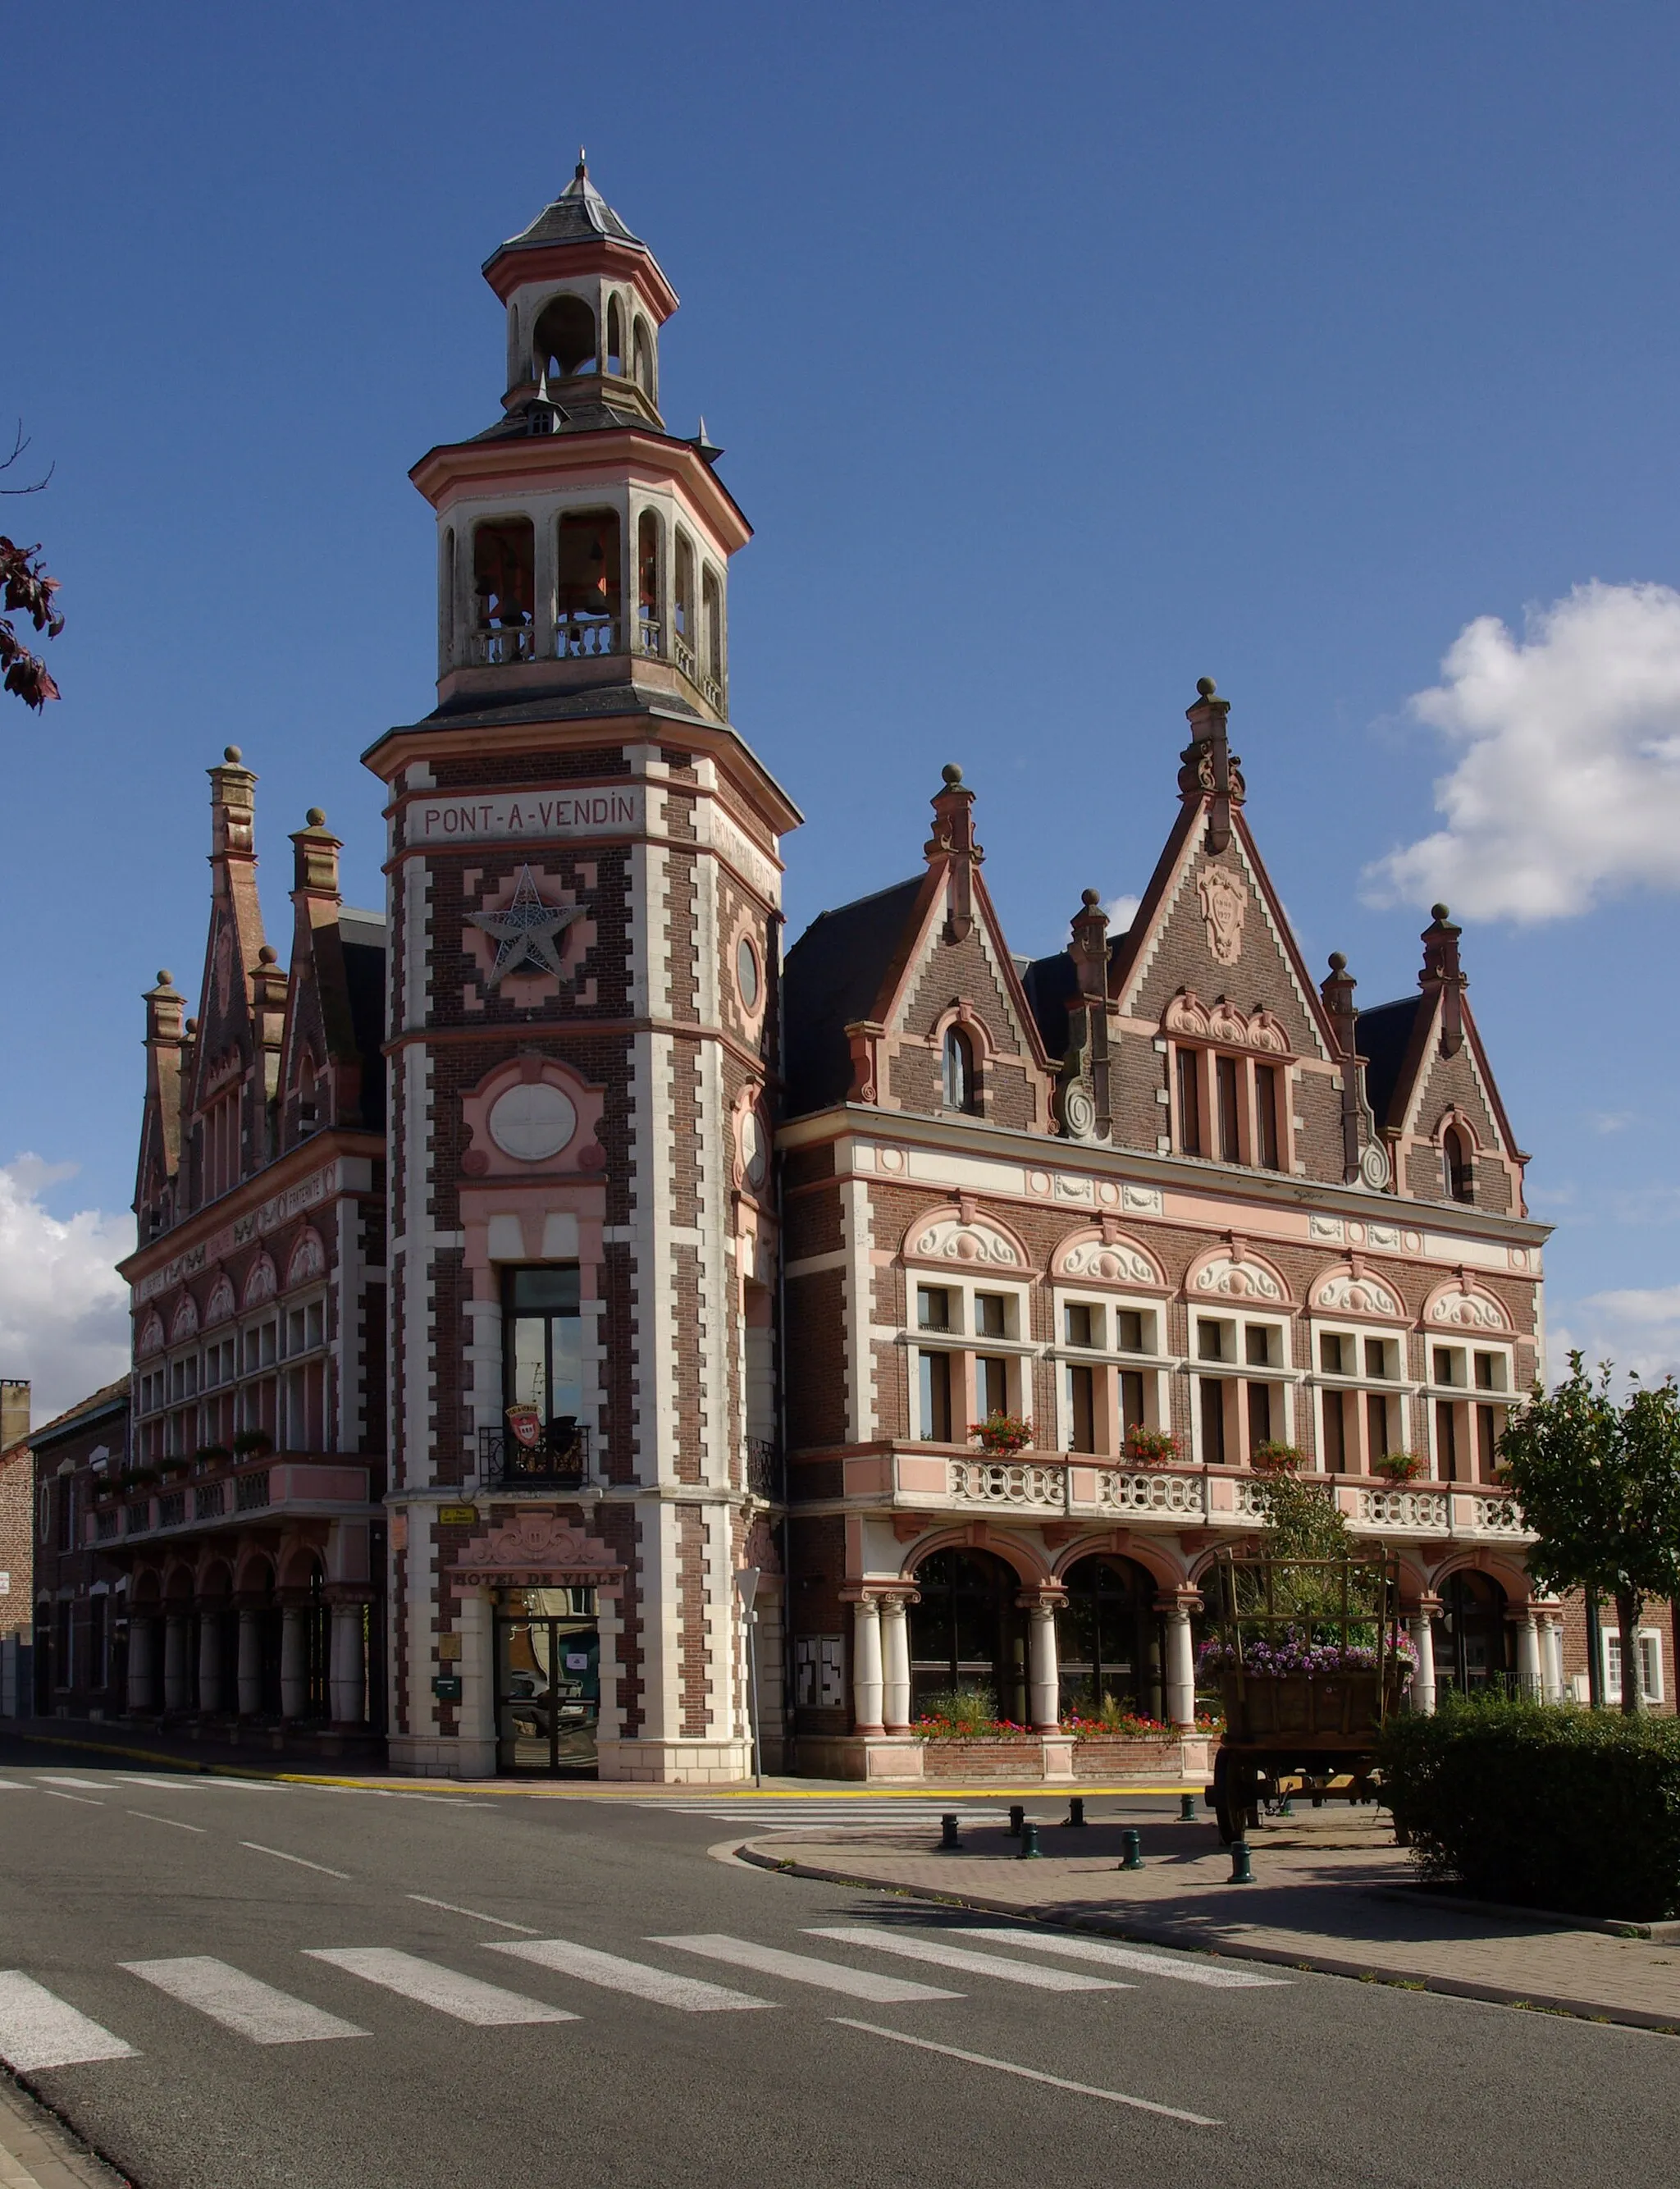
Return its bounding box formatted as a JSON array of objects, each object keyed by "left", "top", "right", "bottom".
[
  {"left": 1364, "top": 581, "right": 1680, "bottom": 921},
  {"left": 1104, "top": 893, "right": 1141, "bottom": 930},
  {"left": 1588, "top": 1111, "right": 1635, "bottom": 1136},
  {"left": 1550, "top": 1286, "right": 1680, "bottom": 1392},
  {"left": 0, "top": 1156, "right": 131, "bottom": 1428}
]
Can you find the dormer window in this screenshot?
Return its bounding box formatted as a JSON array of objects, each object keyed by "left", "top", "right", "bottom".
[{"left": 943, "top": 1025, "right": 977, "bottom": 1113}]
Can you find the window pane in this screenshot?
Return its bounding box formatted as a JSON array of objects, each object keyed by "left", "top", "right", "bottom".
[
  {"left": 1366, "top": 1391, "right": 1389, "bottom": 1462},
  {"left": 1321, "top": 1332, "right": 1344, "bottom": 1375},
  {"left": 1065, "top": 1302, "right": 1093, "bottom": 1348},
  {"left": 1199, "top": 1378, "right": 1226, "bottom": 1465},
  {"left": 977, "top": 1356, "right": 1009, "bottom": 1416},
  {"left": 1323, "top": 1389, "right": 1347, "bottom": 1471},
  {"left": 550, "top": 1314, "right": 583, "bottom": 1421},
  {"left": 920, "top": 1351, "right": 952, "bottom": 1442},
  {"left": 1176, "top": 1049, "right": 1200, "bottom": 1154},
  {"left": 1245, "top": 1325, "right": 1271, "bottom": 1368},
  {"left": 510, "top": 1318, "right": 549, "bottom": 1412},
  {"left": 1217, "top": 1055, "right": 1241, "bottom": 1163},
  {"left": 1365, "top": 1337, "right": 1388, "bottom": 1379},
  {"left": 1433, "top": 1347, "right": 1456, "bottom": 1386},
  {"left": 1436, "top": 1399, "right": 1458, "bottom": 1480},
  {"left": 1256, "top": 1063, "right": 1281, "bottom": 1170},
  {"left": 509, "top": 1267, "right": 580, "bottom": 1314},
  {"left": 1117, "top": 1309, "right": 1144, "bottom": 1352},
  {"left": 1246, "top": 1381, "right": 1272, "bottom": 1451},
  {"left": 1068, "top": 1365, "right": 1096, "bottom": 1453},
  {"left": 1120, "top": 1369, "right": 1146, "bottom": 1437},
  {"left": 916, "top": 1286, "right": 951, "bottom": 1331},
  {"left": 975, "top": 1294, "right": 1007, "bottom": 1338},
  {"left": 1197, "top": 1318, "right": 1225, "bottom": 1362}
]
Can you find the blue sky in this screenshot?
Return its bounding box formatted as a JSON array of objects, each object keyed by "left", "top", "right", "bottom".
[{"left": 4, "top": 2, "right": 1680, "bottom": 1411}]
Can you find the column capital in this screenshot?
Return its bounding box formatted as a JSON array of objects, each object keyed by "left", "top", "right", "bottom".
[
  {"left": 1016, "top": 1588, "right": 1066, "bottom": 1614},
  {"left": 1153, "top": 1590, "right": 1203, "bottom": 1618}
]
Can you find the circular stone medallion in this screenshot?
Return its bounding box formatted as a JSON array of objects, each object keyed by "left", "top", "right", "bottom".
[{"left": 487, "top": 1081, "right": 578, "bottom": 1163}]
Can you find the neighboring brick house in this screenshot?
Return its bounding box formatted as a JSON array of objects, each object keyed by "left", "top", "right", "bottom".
[
  {"left": 27, "top": 1381, "right": 130, "bottom": 1717},
  {"left": 0, "top": 1378, "right": 33, "bottom": 1712},
  {"left": 777, "top": 690, "right": 1573, "bottom": 1775}
]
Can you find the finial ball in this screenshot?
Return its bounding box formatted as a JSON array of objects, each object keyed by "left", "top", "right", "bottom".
[
  {"left": 306, "top": 807, "right": 326, "bottom": 827},
  {"left": 1081, "top": 889, "right": 1102, "bottom": 908},
  {"left": 1431, "top": 903, "right": 1451, "bottom": 922},
  {"left": 941, "top": 762, "right": 963, "bottom": 787},
  {"left": 1196, "top": 676, "right": 1217, "bottom": 698},
  {"left": 258, "top": 945, "right": 278, "bottom": 965},
  {"left": 224, "top": 744, "right": 242, "bottom": 763},
  {"left": 157, "top": 970, "right": 171, "bottom": 987},
  {"left": 1327, "top": 951, "right": 1346, "bottom": 972}
]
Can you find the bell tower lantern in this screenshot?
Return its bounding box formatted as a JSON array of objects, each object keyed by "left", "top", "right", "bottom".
[{"left": 413, "top": 157, "right": 749, "bottom": 722}]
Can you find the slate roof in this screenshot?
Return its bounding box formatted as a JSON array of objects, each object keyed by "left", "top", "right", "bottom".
[
  {"left": 1354, "top": 994, "right": 1425, "bottom": 1133},
  {"left": 25, "top": 1377, "right": 131, "bottom": 1457},
  {"left": 488, "top": 164, "right": 645, "bottom": 261},
  {"left": 1020, "top": 949, "right": 1080, "bottom": 1063},
  {"left": 783, "top": 877, "right": 926, "bottom": 1119}
]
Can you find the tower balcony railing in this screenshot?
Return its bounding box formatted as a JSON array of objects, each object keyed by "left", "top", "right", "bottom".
[
  {"left": 470, "top": 624, "right": 537, "bottom": 666},
  {"left": 477, "top": 1422, "right": 592, "bottom": 1492},
  {"left": 554, "top": 618, "right": 620, "bottom": 660},
  {"left": 673, "top": 633, "right": 724, "bottom": 712}
]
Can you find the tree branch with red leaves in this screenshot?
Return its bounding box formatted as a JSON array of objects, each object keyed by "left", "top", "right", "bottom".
[{"left": 1, "top": 423, "right": 64, "bottom": 709}]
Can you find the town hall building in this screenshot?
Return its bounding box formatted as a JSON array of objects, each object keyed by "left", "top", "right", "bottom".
[{"left": 96, "top": 166, "right": 1610, "bottom": 1781}]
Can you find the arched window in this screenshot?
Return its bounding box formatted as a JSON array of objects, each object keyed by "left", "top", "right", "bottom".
[
  {"left": 632, "top": 316, "right": 655, "bottom": 396},
  {"left": 533, "top": 292, "right": 597, "bottom": 379},
  {"left": 440, "top": 526, "right": 455, "bottom": 662},
  {"left": 1432, "top": 1570, "right": 1511, "bottom": 1695},
  {"left": 472, "top": 519, "right": 535, "bottom": 662},
  {"left": 1444, "top": 1124, "right": 1473, "bottom": 1204},
  {"left": 943, "top": 1025, "right": 977, "bottom": 1113},
  {"left": 605, "top": 295, "right": 623, "bottom": 376},
  {"left": 673, "top": 533, "right": 694, "bottom": 643},
  {"left": 906, "top": 1549, "right": 1026, "bottom": 1722},
  {"left": 637, "top": 511, "right": 660, "bottom": 654},
  {"left": 1055, "top": 1556, "right": 1166, "bottom": 1722},
  {"left": 555, "top": 510, "right": 622, "bottom": 655},
  {"left": 701, "top": 569, "right": 723, "bottom": 692}
]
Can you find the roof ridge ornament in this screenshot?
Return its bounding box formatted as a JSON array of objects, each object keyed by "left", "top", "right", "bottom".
[
  {"left": 924, "top": 763, "right": 982, "bottom": 943},
  {"left": 1178, "top": 675, "right": 1245, "bottom": 853}
]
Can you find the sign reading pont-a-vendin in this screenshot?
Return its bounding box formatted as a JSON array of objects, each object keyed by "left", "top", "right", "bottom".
[{"left": 410, "top": 787, "right": 643, "bottom": 843}]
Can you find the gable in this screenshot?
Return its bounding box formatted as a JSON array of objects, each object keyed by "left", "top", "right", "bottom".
[{"left": 1118, "top": 821, "right": 1332, "bottom": 1063}]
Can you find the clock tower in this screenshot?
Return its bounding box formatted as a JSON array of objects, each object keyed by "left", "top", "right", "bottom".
[{"left": 366, "top": 162, "right": 799, "bottom": 1780}]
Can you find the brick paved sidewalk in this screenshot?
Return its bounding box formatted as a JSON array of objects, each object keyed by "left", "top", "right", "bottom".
[
  {"left": 0, "top": 2082, "right": 127, "bottom": 2189},
  {"left": 740, "top": 1808, "right": 1680, "bottom": 2032}
]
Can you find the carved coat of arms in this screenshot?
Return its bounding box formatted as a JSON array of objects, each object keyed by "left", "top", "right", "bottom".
[{"left": 1197, "top": 867, "right": 1247, "bottom": 967}]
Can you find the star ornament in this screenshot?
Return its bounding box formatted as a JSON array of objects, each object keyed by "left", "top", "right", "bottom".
[{"left": 469, "top": 866, "right": 580, "bottom": 987}]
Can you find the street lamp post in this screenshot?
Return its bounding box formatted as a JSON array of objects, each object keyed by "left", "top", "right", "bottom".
[{"left": 733, "top": 1565, "right": 763, "bottom": 1788}]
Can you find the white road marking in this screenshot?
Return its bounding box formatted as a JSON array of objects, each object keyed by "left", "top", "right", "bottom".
[
  {"left": 125, "top": 1811, "right": 207, "bottom": 1835},
  {"left": 829, "top": 2020, "right": 1221, "bottom": 2125},
  {"left": 240, "top": 1842, "right": 351, "bottom": 1879},
  {"left": 42, "top": 1794, "right": 103, "bottom": 1807},
  {"left": 124, "top": 1776, "right": 284, "bottom": 1794},
  {"left": 120, "top": 1958, "right": 368, "bottom": 2045},
  {"left": 408, "top": 1894, "right": 539, "bottom": 1935},
  {"left": 0, "top": 1972, "right": 137, "bottom": 2071},
  {"left": 304, "top": 1949, "right": 579, "bottom": 2026},
  {"left": 32, "top": 1777, "right": 111, "bottom": 1790},
  {"left": 806, "top": 1928, "right": 1126, "bottom": 1992},
  {"left": 958, "top": 1927, "right": 1287, "bottom": 1990},
  {"left": 487, "top": 1938, "right": 774, "bottom": 2013},
  {"left": 651, "top": 1933, "right": 961, "bottom": 2004},
  {"left": 0, "top": 1779, "right": 30, "bottom": 1789}
]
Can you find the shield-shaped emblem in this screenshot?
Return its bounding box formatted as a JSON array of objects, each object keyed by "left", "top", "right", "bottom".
[{"left": 505, "top": 1403, "right": 543, "bottom": 1450}]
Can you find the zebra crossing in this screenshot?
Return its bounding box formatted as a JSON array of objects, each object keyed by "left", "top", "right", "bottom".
[
  {"left": 0, "top": 1921, "right": 1285, "bottom": 2070},
  {"left": 638, "top": 1799, "right": 1050, "bottom": 1830}
]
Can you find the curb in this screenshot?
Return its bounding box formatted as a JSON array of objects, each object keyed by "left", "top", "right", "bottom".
[
  {"left": 1370, "top": 1886, "right": 1680, "bottom": 1945},
  {"left": 733, "top": 1844, "right": 1680, "bottom": 2037}
]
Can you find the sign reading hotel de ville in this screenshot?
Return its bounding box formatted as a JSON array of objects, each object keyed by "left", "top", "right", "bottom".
[{"left": 408, "top": 787, "right": 644, "bottom": 845}]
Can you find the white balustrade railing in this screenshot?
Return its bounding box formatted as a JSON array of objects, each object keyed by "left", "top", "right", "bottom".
[
  {"left": 555, "top": 618, "right": 619, "bottom": 660},
  {"left": 470, "top": 625, "right": 536, "bottom": 665},
  {"left": 1357, "top": 1488, "right": 1449, "bottom": 1531},
  {"left": 1462, "top": 1491, "right": 1529, "bottom": 1536},
  {"left": 947, "top": 1459, "right": 1065, "bottom": 1510},
  {"left": 1095, "top": 1469, "right": 1203, "bottom": 1517}
]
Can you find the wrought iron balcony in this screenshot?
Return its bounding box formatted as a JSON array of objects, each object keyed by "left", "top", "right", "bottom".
[{"left": 478, "top": 1423, "right": 592, "bottom": 1491}]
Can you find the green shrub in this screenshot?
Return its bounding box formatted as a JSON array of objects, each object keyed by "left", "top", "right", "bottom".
[{"left": 1381, "top": 1693, "right": 1680, "bottom": 1920}]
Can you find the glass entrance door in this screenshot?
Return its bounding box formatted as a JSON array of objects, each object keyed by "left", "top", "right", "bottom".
[{"left": 494, "top": 1588, "right": 600, "bottom": 1776}]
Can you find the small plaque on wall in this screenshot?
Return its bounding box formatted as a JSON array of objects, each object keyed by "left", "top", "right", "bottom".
[
  {"left": 431, "top": 1675, "right": 463, "bottom": 1702},
  {"left": 437, "top": 1634, "right": 463, "bottom": 1663},
  {"left": 439, "top": 1505, "right": 479, "bottom": 1526}
]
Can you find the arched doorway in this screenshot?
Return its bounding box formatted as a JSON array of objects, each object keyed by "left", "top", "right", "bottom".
[
  {"left": 1056, "top": 1556, "right": 1165, "bottom": 1723},
  {"left": 908, "top": 1549, "right": 1027, "bottom": 1723},
  {"left": 1434, "top": 1570, "right": 1513, "bottom": 1695}
]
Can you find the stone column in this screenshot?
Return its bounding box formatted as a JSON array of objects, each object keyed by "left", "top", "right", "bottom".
[
  {"left": 280, "top": 1606, "right": 308, "bottom": 1719},
  {"left": 162, "top": 1613, "right": 190, "bottom": 1712},
  {"left": 455, "top": 1588, "right": 496, "bottom": 1777},
  {"left": 851, "top": 1596, "right": 883, "bottom": 1735},
  {"left": 1026, "top": 1602, "right": 1061, "bottom": 1733},
  {"left": 237, "top": 1608, "right": 262, "bottom": 1717},
  {"left": 1161, "top": 1597, "right": 1196, "bottom": 1731},
  {"left": 126, "top": 1615, "right": 154, "bottom": 1714},
  {"left": 879, "top": 1596, "right": 912, "bottom": 1733},
  {"left": 1542, "top": 1615, "right": 1566, "bottom": 1702},
  {"left": 1516, "top": 1607, "right": 1542, "bottom": 1699},
  {"left": 330, "top": 1602, "right": 365, "bottom": 1726},
  {"left": 1409, "top": 1607, "right": 1438, "bottom": 1716},
  {"left": 197, "top": 1611, "right": 222, "bottom": 1714}
]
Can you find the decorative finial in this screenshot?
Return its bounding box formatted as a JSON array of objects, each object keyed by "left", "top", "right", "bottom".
[
  {"left": 1081, "top": 888, "right": 1101, "bottom": 907},
  {"left": 942, "top": 762, "right": 963, "bottom": 786},
  {"left": 157, "top": 970, "right": 172, "bottom": 987},
  {"left": 1197, "top": 676, "right": 1217, "bottom": 698},
  {"left": 1327, "top": 951, "right": 1346, "bottom": 971},
  {"left": 258, "top": 944, "right": 278, "bottom": 965},
  {"left": 224, "top": 744, "right": 241, "bottom": 763},
  {"left": 306, "top": 807, "right": 326, "bottom": 827},
  {"left": 576, "top": 147, "right": 587, "bottom": 177},
  {"left": 1431, "top": 903, "right": 1451, "bottom": 923}
]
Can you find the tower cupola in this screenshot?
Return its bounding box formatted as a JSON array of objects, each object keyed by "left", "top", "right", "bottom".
[{"left": 412, "top": 162, "right": 750, "bottom": 723}]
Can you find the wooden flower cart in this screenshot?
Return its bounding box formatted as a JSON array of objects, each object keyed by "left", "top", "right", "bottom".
[{"left": 1203, "top": 1543, "right": 1410, "bottom": 1844}]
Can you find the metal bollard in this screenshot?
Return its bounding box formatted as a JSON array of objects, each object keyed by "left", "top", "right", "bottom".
[
  {"left": 1230, "top": 1839, "right": 1254, "bottom": 1884},
  {"left": 939, "top": 1812, "right": 961, "bottom": 1852},
  {"left": 1180, "top": 1793, "right": 1196, "bottom": 1821},
  {"left": 1066, "top": 1797, "right": 1086, "bottom": 1828},
  {"left": 1018, "top": 1821, "right": 1042, "bottom": 1859},
  {"left": 1119, "top": 1827, "right": 1143, "bottom": 1871},
  {"left": 1278, "top": 1796, "right": 1294, "bottom": 1817},
  {"left": 1007, "top": 1803, "right": 1025, "bottom": 1837}
]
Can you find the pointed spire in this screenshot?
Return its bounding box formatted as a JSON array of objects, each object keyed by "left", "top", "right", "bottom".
[
  {"left": 1177, "top": 677, "right": 1246, "bottom": 854},
  {"left": 692, "top": 415, "right": 723, "bottom": 463},
  {"left": 1418, "top": 903, "right": 1466, "bottom": 1057},
  {"left": 924, "top": 763, "right": 983, "bottom": 943}
]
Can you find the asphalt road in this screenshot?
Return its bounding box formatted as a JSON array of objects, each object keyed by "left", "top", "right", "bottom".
[{"left": 1, "top": 1733, "right": 1674, "bottom": 2189}]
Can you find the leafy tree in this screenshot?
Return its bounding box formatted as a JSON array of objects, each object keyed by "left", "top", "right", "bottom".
[
  {"left": 1, "top": 423, "right": 64, "bottom": 710},
  {"left": 1498, "top": 1354, "right": 1680, "bottom": 1715}
]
